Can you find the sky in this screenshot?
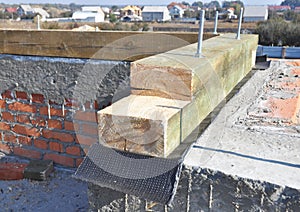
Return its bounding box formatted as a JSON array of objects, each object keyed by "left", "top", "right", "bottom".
[{"left": 3, "top": 0, "right": 284, "bottom": 6}]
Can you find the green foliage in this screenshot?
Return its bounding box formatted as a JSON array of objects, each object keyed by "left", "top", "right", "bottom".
[
  {"left": 182, "top": 1, "right": 190, "bottom": 6},
  {"left": 111, "top": 6, "right": 119, "bottom": 12},
  {"left": 222, "top": 1, "right": 244, "bottom": 16},
  {"left": 192, "top": 1, "right": 203, "bottom": 7},
  {"left": 255, "top": 18, "right": 300, "bottom": 46},
  {"left": 109, "top": 14, "right": 117, "bottom": 23},
  {"left": 183, "top": 10, "right": 199, "bottom": 18},
  {"left": 59, "top": 11, "right": 73, "bottom": 18},
  {"left": 284, "top": 10, "right": 297, "bottom": 20},
  {"left": 42, "top": 22, "right": 61, "bottom": 29},
  {"left": 281, "top": 0, "right": 300, "bottom": 8},
  {"left": 204, "top": 1, "right": 221, "bottom": 9}
]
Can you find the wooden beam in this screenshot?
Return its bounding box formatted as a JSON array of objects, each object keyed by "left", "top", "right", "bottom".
[{"left": 0, "top": 30, "right": 216, "bottom": 61}]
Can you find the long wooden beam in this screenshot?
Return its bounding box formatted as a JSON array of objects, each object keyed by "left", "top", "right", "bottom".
[{"left": 0, "top": 30, "right": 216, "bottom": 61}]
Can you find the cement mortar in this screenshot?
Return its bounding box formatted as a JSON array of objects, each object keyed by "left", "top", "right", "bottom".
[
  {"left": 0, "top": 54, "right": 130, "bottom": 104},
  {"left": 88, "top": 166, "right": 300, "bottom": 211}
]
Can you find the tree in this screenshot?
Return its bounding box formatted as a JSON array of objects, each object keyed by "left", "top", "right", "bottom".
[
  {"left": 255, "top": 18, "right": 300, "bottom": 46},
  {"left": 192, "top": 1, "right": 203, "bottom": 7},
  {"left": 109, "top": 14, "right": 117, "bottom": 23},
  {"left": 281, "top": 0, "right": 300, "bottom": 9},
  {"left": 284, "top": 10, "right": 297, "bottom": 20},
  {"left": 111, "top": 5, "right": 119, "bottom": 12},
  {"left": 207, "top": 1, "right": 221, "bottom": 9},
  {"left": 182, "top": 1, "right": 190, "bottom": 6}
]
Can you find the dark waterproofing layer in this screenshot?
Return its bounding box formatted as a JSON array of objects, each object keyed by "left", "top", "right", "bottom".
[{"left": 74, "top": 143, "right": 182, "bottom": 205}]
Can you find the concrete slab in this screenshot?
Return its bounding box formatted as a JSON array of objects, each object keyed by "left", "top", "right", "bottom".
[{"left": 184, "top": 60, "right": 300, "bottom": 190}]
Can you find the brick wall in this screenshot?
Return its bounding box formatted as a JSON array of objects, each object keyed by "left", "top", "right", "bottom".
[{"left": 0, "top": 90, "right": 109, "bottom": 167}]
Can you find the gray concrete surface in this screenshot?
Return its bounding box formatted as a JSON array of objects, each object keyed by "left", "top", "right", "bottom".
[
  {"left": 184, "top": 60, "right": 300, "bottom": 190},
  {"left": 0, "top": 154, "right": 88, "bottom": 211},
  {"left": 0, "top": 55, "right": 130, "bottom": 105}
]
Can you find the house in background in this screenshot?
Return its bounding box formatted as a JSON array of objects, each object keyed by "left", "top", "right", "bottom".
[
  {"left": 167, "top": 2, "right": 188, "bottom": 10},
  {"left": 33, "top": 8, "right": 50, "bottom": 21},
  {"left": 72, "top": 6, "right": 105, "bottom": 23},
  {"left": 121, "top": 5, "right": 142, "bottom": 16},
  {"left": 121, "top": 5, "right": 142, "bottom": 22},
  {"left": 244, "top": 6, "right": 268, "bottom": 22},
  {"left": 142, "top": 6, "right": 171, "bottom": 22},
  {"left": 169, "top": 5, "right": 185, "bottom": 19},
  {"left": 17, "top": 5, "right": 34, "bottom": 16}
]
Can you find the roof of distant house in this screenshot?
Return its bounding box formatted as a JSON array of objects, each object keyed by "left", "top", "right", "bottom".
[
  {"left": 81, "top": 6, "right": 103, "bottom": 13},
  {"left": 121, "top": 5, "right": 141, "bottom": 11},
  {"left": 268, "top": 5, "right": 291, "bottom": 11},
  {"left": 19, "top": 5, "right": 33, "bottom": 12},
  {"left": 142, "top": 6, "right": 169, "bottom": 12},
  {"left": 244, "top": 6, "right": 268, "bottom": 17},
  {"left": 5, "top": 7, "right": 17, "bottom": 13},
  {"left": 167, "top": 2, "right": 187, "bottom": 10},
  {"left": 33, "top": 8, "right": 50, "bottom": 18}
]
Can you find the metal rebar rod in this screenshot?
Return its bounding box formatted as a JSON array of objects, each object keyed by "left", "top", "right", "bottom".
[
  {"left": 213, "top": 11, "right": 218, "bottom": 35},
  {"left": 236, "top": 8, "right": 244, "bottom": 40},
  {"left": 195, "top": 10, "right": 205, "bottom": 58},
  {"left": 37, "top": 15, "right": 41, "bottom": 30}
]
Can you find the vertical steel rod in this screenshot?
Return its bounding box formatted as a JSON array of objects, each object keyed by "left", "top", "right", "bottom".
[
  {"left": 37, "top": 15, "right": 41, "bottom": 30},
  {"left": 213, "top": 11, "right": 218, "bottom": 35},
  {"left": 236, "top": 8, "right": 243, "bottom": 40},
  {"left": 196, "top": 10, "right": 205, "bottom": 58}
]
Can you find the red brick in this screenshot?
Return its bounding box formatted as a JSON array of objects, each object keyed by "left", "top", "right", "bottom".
[
  {"left": 34, "top": 139, "right": 48, "bottom": 150},
  {"left": 44, "top": 153, "right": 74, "bottom": 167},
  {"left": 65, "top": 98, "right": 80, "bottom": 108},
  {"left": 31, "top": 93, "right": 44, "bottom": 103},
  {"left": 1, "top": 112, "right": 14, "bottom": 122},
  {"left": 0, "top": 122, "right": 10, "bottom": 131},
  {"left": 4, "top": 133, "right": 17, "bottom": 143},
  {"left": 94, "top": 101, "right": 99, "bottom": 110},
  {"left": 76, "top": 158, "right": 84, "bottom": 167},
  {"left": 42, "top": 129, "right": 74, "bottom": 143},
  {"left": 17, "top": 114, "right": 31, "bottom": 124},
  {"left": 66, "top": 146, "right": 81, "bottom": 156},
  {"left": 1, "top": 90, "right": 13, "bottom": 99},
  {"left": 0, "top": 162, "right": 28, "bottom": 180},
  {"left": 82, "top": 123, "right": 98, "bottom": 135},
  {"left": 64, "top": 121, "right": 79, "bottom": 131},
  {"left": 31, "top": 117, "right": 46, "bottom": 127},
  {"left": 48, "top": 119, "right": 62, "bottom": 129},
  {"left": 84, "top": 101, "right": 91, "bottom": 109},
  {"left": 0, "top": 99, "right": 5, "bottom": 109},
  {"left": 8, "top": 102, "right": 36, "bottom": 113},
  {"left": 76, "top": 134, "right": 97, "bottom": 146},
  {"left": 12, "top": 124, "right": 40, "bottom": 137},
  {"left": 74, "top": 111, "right": 97, "bottom": 122},
  {"left": 0, "top": 142, "right": 12, "bottom": 154},
  {"left": 49, "top": 142, "right": 64, "bottom": 152},
  {"left": 18, "top": 136, "right": 32, "bottom": 146},
  {"left": 39, "top": 106, "right": 66, "bottom": 117},
  {"left": 14, "top": 147, "right": 41, "bottom": 159},
  {"left": 15, "top": 91, "right": 28, "bottom": 100}
]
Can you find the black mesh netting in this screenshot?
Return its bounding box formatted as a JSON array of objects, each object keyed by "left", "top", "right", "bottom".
[{"left": 73, "top": 143, "right": 182, "bottom": 205}]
